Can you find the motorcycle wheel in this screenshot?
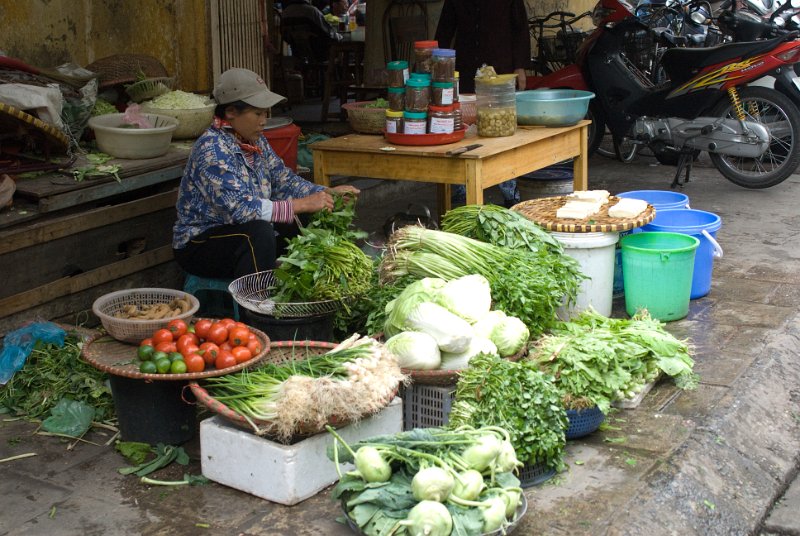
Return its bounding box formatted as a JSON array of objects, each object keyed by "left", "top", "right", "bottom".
[
  {"left": 587, "top": 103, "right": 605, "bottom": 157},
  {"left": 709, "top": 86, "right": 800, "bottom": 189}
]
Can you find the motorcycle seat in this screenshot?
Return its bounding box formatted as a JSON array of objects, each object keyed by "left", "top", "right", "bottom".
[{"left": 660, "top": 34, "right": 788, "bottom": 83}]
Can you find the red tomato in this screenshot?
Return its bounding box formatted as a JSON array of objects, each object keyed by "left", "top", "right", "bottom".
[
  {"left": 231, "top": 346, "right": 253, "bottom": 364},
  {"left": 218, "top": 318, "right": 236, "bottom": 330},
  {"left": 176, "top": 333, "right": 200, "bottom": 354},
  {"left": 198, "top": 342, "right": 220, "bottom": 366},
  {"left": 181, "top": 344, "right": 200, "bottom": 358},
  {"left": 207, "top": 323, "right": 229, "bottom": 345},
  {"left": 219, "top": 341, "right": 233, "bottom": 352},
  {"left": 215, "top": 350, "right": 237, "bottom": 370},
  {"left": 233, "top": 321, "right": 248, "bottom": 330},
  {"left": 155, "top": 341, "right": 178, "bottom": 354},
  {"left": 246, "top": 339, "right": 263, "bottom": 356},
  {"left": 152, "top": 329, "right": 173, "bottom": 345},
  {"left": 140, "top": 338, "right": 154, "bottom": 347},
  {"left": 194, "top": 319, "right": 213, "bottom": 340},
  {"left": 228, "top": 326, "right": 251, "bottom": 347},
  {"left": 184, "top": 353, "right": 205, "bottom": 373},
  {"left": 247, "top": 332, "right": 257, "bottom": 342},
  {"left": 167, "top": 319, "right": 188, "bottom": 338}
]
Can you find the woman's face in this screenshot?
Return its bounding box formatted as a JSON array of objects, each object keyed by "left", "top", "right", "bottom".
[{"left": 225, "top": 106, "right": 269, "bottom": 143}]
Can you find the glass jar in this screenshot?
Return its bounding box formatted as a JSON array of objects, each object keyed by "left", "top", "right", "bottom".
[
  {"left": 386, "top": 60, "right": 409, "bottom": 88},
  {"left": 428, "top": 105, "right": 455, "bottom": 134},
  {"left": 413, "top": 40, "right": 438, "bottom": 74},
  {"left": 475, "top": 74, "right": 517, "bottom": 137},
  {"left": 387, "top": 86, "right": 405, "bottom": 111},
  {"left": 431, "top": 81, "right": 454, "bottom": 106},
  {"left": 431, "top": 48, "right": 456, "bottom": 82},
  {"left": 452, "top": 102, "right": 462, "bottom": 131},
  {"left": 459, "top": 94, "right": 477, "bottom": 126},
  {"left": 385, "top": 109, "right": 404, "bottom": 134},
  {"left": 453, "top": 71, "right": 460, "bottom": 102},
  {"left": 405, "top": 77, "right": 431, "bottom": 113},
  {"left": 403, "top": 110, "right": 428, "bottom": 134}
]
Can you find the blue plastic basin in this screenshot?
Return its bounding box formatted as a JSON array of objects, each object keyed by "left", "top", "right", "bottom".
[{"left": 516, "top": 89, "right": 595, "bottom": 127}]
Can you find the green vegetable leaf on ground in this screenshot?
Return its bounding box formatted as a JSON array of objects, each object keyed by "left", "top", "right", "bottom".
[{"left": 116, "top": 441, "right": 152, "bottom": 465}]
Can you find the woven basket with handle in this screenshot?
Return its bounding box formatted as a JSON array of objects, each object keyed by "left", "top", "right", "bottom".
[
  {"left": 86, "top": 54, "right": 169, "bottom": 87},
  {"left": 341, "top": 101, "right": 387, "bottom": 134}
]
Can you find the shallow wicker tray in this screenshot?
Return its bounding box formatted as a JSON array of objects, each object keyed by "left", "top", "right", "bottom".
[
  {"left": 512, "top": 195, "right": 656, "bottom": 232},
  {"left": 81, "top": 324, "right": 270, "bottom": 381},
  {"left": 189, "top": 340, "right": 398, "bottom": 437},
  {"left": 402, "top": 345, "right": 528, "bottom": 386}
]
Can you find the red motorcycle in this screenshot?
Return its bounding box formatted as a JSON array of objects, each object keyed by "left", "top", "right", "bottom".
[{"left": 528, "top": 0, "right": 800, "bottom": 188}]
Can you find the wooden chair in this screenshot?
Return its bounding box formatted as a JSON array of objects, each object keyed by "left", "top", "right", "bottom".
[{"left": 382, "top": 0, "right": 429, "bottom": 67}]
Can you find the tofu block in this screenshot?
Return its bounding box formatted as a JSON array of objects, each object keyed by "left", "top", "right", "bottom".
[
  {"left": 608, "top": 198, "right": 648, "bottom": 218},
  {"left": 569, "top": 190, "right": 610, "bottom": 204}
]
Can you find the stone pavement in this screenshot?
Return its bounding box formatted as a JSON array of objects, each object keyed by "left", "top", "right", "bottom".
[{"left": 1, "top": 149, "right": 799, "bottom": 535}]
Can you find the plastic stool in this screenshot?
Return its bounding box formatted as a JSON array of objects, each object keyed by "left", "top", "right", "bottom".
[{"left": 183, "top": 274, "right": 239, "bottom": 320}]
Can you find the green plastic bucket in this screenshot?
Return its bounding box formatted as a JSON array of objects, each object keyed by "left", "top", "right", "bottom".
[{"left": 621, "top": 232, "right": 699, "bottom": 321}]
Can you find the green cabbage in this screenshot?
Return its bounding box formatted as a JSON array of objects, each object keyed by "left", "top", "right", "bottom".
[
  {"left": 405, "top": 302, "right": 473, "bottom": 353},
  {"left": 439, "top": 337, "right": 497, "bottom": 370},
  {"left": 472, "top": 310, "right": 507, "bottom": 338},
  {"left": 385, "top": 331, "right": 441, "bottom": 370},
  {"left": 491, "top": 316, "right": 530, "bottom": 357},
  {"left": 383, "top": 278, "right": 446, "bottom": 338},
  {"left": 146, "top": 90, "right": 212, "bottom": 110},
  {"left": 435, "top": 274, "right": 492, "bottom": 323}
]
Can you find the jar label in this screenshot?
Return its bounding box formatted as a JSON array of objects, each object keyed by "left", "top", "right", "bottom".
[
  {"left": 429, "top": 116, "right": 455, "bottom": 134},
  {"left": 403, "top": 68, "right": 409, "bottom": 84},
  {"left": 404, "top": 120, "right": 427, "bottom": 134},
  {"left": 439, "top": 87, "right": 454, "bottom": 105},
  {"left": 386, "top": 119, "right": 399, "bottom": 134}
]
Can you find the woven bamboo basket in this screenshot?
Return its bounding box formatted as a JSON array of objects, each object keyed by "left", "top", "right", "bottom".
[
  {"left": 403, "top": 345, "right": 528, "bottom": 386},
  {"left": 341, "top": 101, "right": 387, "bottom": 134},
  {"left": 85, "top": 54, "right": 169, "bottom": 87}
]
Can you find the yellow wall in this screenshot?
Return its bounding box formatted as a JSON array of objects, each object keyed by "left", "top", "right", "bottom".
[{"left": 0, "top": 0, "right": 212, "bottom": 92}]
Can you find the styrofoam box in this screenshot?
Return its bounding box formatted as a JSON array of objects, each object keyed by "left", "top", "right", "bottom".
[{"left": 200, "top": 397, "right": 402, "bottom": 505}]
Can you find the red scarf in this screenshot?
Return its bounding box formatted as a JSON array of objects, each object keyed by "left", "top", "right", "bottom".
[{"left": 213, "top": 116, "right": 262, "bottom": 155}]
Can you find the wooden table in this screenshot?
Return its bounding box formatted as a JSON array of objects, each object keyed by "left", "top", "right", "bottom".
[{"left": 311, "top": 120, "right": 590, "bottom": 214}]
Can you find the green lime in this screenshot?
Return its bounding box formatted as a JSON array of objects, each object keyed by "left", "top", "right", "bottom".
[
  {"left": 169, "top": 360, "right": 188, "bottom": 374},
  {"left": 139, "top": 361, "right": 158, "bottom": 374},
  {"left": 155, "top": 357, "right": 172, "bottom": 374},
  {"left": 137, "top": 345, "right": 155, "bottom": 361},
  {"left": 168, "top": 352, "right": 185, "bottom": 363},
  {"left": 151, "top": 351, "right": 168, "bottom": 363}
]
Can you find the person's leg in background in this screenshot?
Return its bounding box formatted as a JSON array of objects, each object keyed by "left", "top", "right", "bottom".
[{"left": 451, "top": 179, "right": 520, "bottom": 208}]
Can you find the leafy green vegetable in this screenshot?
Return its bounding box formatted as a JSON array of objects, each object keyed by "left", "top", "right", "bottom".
[
  {"left": 364, "top": 98, "right": 390, "bottom": 109},
  {"left": 116, "top": 441, "right": 153, "bottom": 465},
  {"left": 140, "top": 473, "right": 210, "bottom": 486},
  {"left": 118, "top": 443, "right": 189, "bottom": 477},
  {"left": 448, "top": 354, "right": 568, "bottom": 470},
  {"left": 0, "top": 333, "right": 114, "bottom": 421}
]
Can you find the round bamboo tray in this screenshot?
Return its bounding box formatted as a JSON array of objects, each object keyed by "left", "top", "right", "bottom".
[
  {"left": 189, "top": 340, "right": 398, "bottom": 438},
  {"left": 402, "top": 345, "right": 528, "bottom": 386},
  {"left": 81, "top": 324, "right": 270, "bottom": 381},
  {"left": 512, "top": 195, "right": 656, "bottom": 232}
]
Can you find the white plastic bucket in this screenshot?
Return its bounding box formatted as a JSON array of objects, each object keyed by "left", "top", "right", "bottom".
[{"left": 552, "top": 231, "right": 619, "bottom": 318}]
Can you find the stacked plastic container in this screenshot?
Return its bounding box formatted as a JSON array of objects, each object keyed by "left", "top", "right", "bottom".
[{"left": 475, "top": 74, "right": 517, "bottom": 137}]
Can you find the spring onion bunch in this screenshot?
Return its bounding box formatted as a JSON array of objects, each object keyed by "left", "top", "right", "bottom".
[
  {"left": 203, "top": 334, "right": 405, "bottom": 440},
  {"left": 380, "top": 226, "right": 582, "bottom": 338},
  {"left": 529, "top": 309, "right": 698, "bottom": 412},
  {"left": 327, "top": 425, "right": 525, "bottom": 536}
]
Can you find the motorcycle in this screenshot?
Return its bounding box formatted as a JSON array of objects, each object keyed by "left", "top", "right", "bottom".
[{"left": 528, "top": 0, "right": 800, "bottom": 188}]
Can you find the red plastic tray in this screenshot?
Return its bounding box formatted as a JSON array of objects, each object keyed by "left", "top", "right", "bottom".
[{"left": 383, "top": 128, "right": 466, "bottom": 146}]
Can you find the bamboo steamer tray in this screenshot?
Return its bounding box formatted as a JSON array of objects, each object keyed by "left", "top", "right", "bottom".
[
  {"left": 81, "top": 324, "right": 270, "bottom": 381},
  {"left": 189, "top": 340, "right": 399, "bottom": 437},
  {"left": 512, "top": 195, "right": 655, "bottom": 232}
]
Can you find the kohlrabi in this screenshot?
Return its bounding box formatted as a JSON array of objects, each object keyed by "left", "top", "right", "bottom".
[
  {"left": 411, "top": 466, "right": 454, "bottom": 502},
  {"left": 353, "top": 446, "right": 391, "bottom": 483},
  {"left": 397, "top": 500, "right": 453, "bottom": 536},
  {"left": 461, "top": 433, "right": 502, "bottom": 472},
  {"left": 451, "top": 469, "right": 486, "bottom": 501}
]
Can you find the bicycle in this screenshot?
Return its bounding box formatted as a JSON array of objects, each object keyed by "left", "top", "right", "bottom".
[{"left": 528, "top": 10, "right": 592, "bottom": 75}]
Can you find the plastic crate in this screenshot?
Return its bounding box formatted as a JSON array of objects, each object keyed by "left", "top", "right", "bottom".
[
  {"left": 519, "top": 460, "right": 556, "bottom": 488},
  {"left": 565, "top": 406, "right": 605, "bottom": 439},
  {"left": 401, "top": 384, "right": 456, "bottom": 430}
]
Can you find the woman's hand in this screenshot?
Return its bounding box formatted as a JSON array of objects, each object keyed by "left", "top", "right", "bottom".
[
  {"left": 329, "top": 184, "right": 361, "bottom": 196},
  {"left": 515, "top": 68, "right": 527, "bottom": 91},
  {"left": 292, "top": 191, "right": 334, "bottom": 213}
]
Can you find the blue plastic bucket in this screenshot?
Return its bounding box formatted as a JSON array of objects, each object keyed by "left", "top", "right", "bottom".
[
  {"left": 613, "top": 190, "right": 691, "bottom": 296},
  {"left": 641, "top": 209, "right": 722, "bottom": 299},
  {"left": 617, "top": 190, "right": 691, "bottom": 211}
]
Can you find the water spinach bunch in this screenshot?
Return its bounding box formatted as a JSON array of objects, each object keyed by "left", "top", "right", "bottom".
[
  {"left": 202, "top": 334, "right": 405, "bottom": 440},
  {"left": 379, "top": 226, "right": 580, "bottom": 338},
  {"left": 448, "top": 353, "right": 568, "bottom": 472},
  {"left": 528, "top": 309, "right": 697, "bottom": 413},
  {"left": 327, "top": 425, "right": 525, "bottom": 536},
  {"left": 273, "top": 193, "right": 372, "bottom": 304}
]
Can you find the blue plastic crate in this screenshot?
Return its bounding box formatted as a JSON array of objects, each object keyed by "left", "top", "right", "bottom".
[{"left": 566, "top": 406, "right": 605, "bottom": 439}]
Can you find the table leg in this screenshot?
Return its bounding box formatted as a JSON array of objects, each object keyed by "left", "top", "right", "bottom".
[
  {"left": 464, "top": 161, "right": 483, "bottom": 205},
  {"left": 573, "top": 124, "right": 589, "bottom": 191},
  {"left": 312, "top": 151, "right": 331, "bottom": 187}
]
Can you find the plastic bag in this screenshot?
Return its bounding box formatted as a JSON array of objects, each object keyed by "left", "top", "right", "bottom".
[
  {"left": 297, "top": 132, "right": 330, "bottom": 170},
  {"left": 42, "top": 398, "right": 95, "bottom": 437},
  {"left": 122, "top": 103, "right": 153, "bottom": 128},
  {"left": 0, "top": 322, "right": 66, "bottom": 385}
]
